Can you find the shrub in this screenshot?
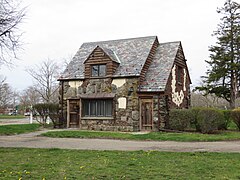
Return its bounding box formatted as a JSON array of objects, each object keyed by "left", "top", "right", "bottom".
[
  {"left": 48, "top": 103, "right": 59, "bottom": 128},
  {"left": 33, "top": 103, "right": 49, "bottom": 126},
  {"left": 218, "top": 110, "right": 231, "bottom": 130},
  {"left": 33, "top": 103, "right": 59, "bottom": 127},
  {"left": 231, "top": 108, "right": 240, "bottom": 131},
  {"left": 191, "top": 107, "right": 225, "bottom": 134},
  {"left": 190, "top": 107, "right": 202, "bottom": 132},
  {"left": 169, "top": 109, "right": 192, "bottom": 131}
]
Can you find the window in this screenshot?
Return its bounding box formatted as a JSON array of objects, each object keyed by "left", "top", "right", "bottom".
[
  {"left": 177, "top": 66, "right": 183, "bottom": 83},
  {"left": 82, "top": 99, "right": 113, "bottom": 117},
  {"left": 91, "top": 64, "right": 106, "bottom": 77}
]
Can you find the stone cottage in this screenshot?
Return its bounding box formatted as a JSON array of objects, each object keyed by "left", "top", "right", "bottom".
[{"left": 58, "top": 36, "right": 191, "bottom": 131}]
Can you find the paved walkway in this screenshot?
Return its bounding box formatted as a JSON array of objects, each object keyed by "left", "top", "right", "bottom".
[
  {"left": 0, "top": 130, "right": 240, "bottom": 152},
  {"left": 0, "top": 118, "right": 38, "bottom": 125}
]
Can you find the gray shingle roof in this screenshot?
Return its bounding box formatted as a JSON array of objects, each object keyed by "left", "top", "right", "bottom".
[
  {"left": 59, "top": 36, "right": 157, "bottom": 80},
  {"left": 139, "top": 41, "right": 180, "bottom": 92},
  {"left": 59, "top": 36, "right": 181, "bottom": 92},
  {"left": 100, "top": 46, "right": 121, "bottom": 64}
]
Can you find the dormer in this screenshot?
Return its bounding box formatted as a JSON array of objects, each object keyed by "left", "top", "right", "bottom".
[{"left": 84, "top": 46, "right": 120, "bottom": 79}]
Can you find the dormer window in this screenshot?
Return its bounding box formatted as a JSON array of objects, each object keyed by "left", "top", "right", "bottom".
[{"left": 91, "top": 64, "right": 106, "bottom": 77}]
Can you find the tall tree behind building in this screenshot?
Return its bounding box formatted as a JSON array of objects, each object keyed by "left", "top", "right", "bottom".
[{"left": 196, "top": 0, "right": 240, "bottom": 109}]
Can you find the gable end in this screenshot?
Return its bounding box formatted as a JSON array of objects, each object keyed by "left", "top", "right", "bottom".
[
  {"left": 84, "top": 46, "right": 120, "bottom": 78},
  {"left": 174, "top": 43, "right": 191, "bottom": 84}
]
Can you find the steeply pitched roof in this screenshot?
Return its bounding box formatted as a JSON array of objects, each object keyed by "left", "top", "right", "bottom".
[
  {"left": 59, "top": 36, "right": 157, "bottom": 80},
  {"left": 100, "top": 46, "right": 121, "bottom": 64},
  {"left": 139, "top": 41, "right": 180, "bottom": 92}
]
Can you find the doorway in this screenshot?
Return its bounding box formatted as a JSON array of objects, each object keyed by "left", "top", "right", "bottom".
[
  {"left": 140, "top": 99, "right": 153, "bottom": 130},
  {"left": 67, "top": 99, "right": 80, "bottom": 128}
]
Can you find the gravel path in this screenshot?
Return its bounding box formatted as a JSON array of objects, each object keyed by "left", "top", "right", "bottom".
[{"left": 0, "top": 130, "right": 240, "bottom": 152}]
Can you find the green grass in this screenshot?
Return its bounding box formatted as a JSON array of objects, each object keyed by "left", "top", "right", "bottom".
[
  {"left": 42, "top": 130, "right": 240, "bottom": 142},
  {"left": 0, "top": 148, "right": 239, "bottom": 179},
  {"left": 0, "top": 124, "right": 41, "bottom": 135},
  {"left": 0, "top": 115, "right": 25, "bottom": 119}
]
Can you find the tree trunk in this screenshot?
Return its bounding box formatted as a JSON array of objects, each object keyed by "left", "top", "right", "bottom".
[{"left": 230, "top": 70, "right": 237, "bottom": 109}]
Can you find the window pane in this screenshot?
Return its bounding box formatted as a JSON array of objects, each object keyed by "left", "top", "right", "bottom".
[
  {"left": 105, "top": 100, "right": 112, "bottom": 116},
  {"left": 92, "top": 65, "right": 98, "bottom": 77},
  {"left": 97, "top": 100, "right": 104, "bottom": 116},
  {"left": 99, "top": 65, "right": 106, "bottom": 76},
  {"left": 83, "top": 100, "right": 89, "bottom": 116},
  {"left": 90, "top": 101, "right": 96, "bottom": 116}
]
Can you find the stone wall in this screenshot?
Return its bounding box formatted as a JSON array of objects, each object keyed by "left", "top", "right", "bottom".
[
  {"left": 58, "top": 77, "right": 170, "bottom": 131},
  {"left": 59, "top": 77, "right": 140, "bottom": 131},
  {"left": 158, "top": 95, "right": 169, "bottom": 129}
]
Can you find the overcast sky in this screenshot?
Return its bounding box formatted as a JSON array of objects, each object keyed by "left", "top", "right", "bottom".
[{"left": 1, "top": 0, "right": 233, "bottom": 91}]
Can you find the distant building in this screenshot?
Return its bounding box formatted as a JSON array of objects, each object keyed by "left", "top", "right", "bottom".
[{"left": 58, "top": 36, "right": 191, "bottom": 131}]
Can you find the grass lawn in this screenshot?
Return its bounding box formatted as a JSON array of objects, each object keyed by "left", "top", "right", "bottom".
[
  {"left": 0, "top": 124, "right": 41, "bottom": 135},
  {"left": 42, "top": 130, "right": 240, "bottom": 142},
  {"left": 0, "top": 148, "right": 239, "bottom": 179},
  {"left": 0, "top": 115, "right": 25, "bottom": 119}
]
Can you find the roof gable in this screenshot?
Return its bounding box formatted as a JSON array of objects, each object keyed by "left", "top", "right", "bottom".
[
  {"left": 139, "top": 41, "right": 180, "bottom": 92},
  {"left": 84, "top": 46, "right": 120, "bottom": 64},
  {"left": 174, "top": 43, "right": 192, "bottom": 84}
]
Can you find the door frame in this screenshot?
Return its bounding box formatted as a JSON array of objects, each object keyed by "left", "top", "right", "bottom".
[
  {"left": 67, "top": 98, "right": 81, "bottom": 128},
  {"left": 139, "top": 98, "right": 153, "bottom": 131}
]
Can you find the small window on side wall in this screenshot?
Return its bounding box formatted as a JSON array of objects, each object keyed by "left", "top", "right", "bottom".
[
  {"left": 177, "top": 66, "right": 183, "bottom": 84},
  {"left": 91, "top": 64, "right": 106, "bottom": 77}
]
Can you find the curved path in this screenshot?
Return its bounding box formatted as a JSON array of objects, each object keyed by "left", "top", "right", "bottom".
[{"left": 0, "top": 130, "right": 240, "bottom": 152}]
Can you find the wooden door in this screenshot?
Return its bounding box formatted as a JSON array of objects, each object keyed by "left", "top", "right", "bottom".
[
  {"left": 67, "top": 99, "right": 80, "bottom": 128},
  {"left": 140, "top": 99, "right": 153, "bottom": 130}
]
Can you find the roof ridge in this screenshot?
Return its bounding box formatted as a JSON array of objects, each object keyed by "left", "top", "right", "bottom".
[
  {"left": 159, "top": 41, "right": 181, "bottom": 45},
  {"left": 82, "top": 35, "right": 157, "bottom": 45}
]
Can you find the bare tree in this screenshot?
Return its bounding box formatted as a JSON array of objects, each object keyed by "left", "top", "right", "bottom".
[
  {"left": 19, "top": 85, "right": 41, "bottom": 107},
  {"left": 191, "top": 92, "right": 229, "bottom": 109},
  {"left": 26, "top": 59, "right": 60, "bottom": 103},
  {"left": 0, "top": 0, "right": 26, "bottom": 66},
  {"left": 0, "top": 75, "right": 13, "bottom": 108}
]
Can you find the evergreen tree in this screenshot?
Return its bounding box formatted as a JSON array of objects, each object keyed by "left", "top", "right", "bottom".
[{"left": 197, "top": 0, "right": 240, "bottom": 109}]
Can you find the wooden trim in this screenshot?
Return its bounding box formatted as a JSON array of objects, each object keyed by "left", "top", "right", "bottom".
[
  {"left": 139, "top": 98, "right": 142, "bottom": 131},
  {"left": 158, "top": 94, "right": 161, "bottom": 130},
  {"left": 79, "top": 98, "right": 81, "bottom": 128},
  {"left": 58, "top": 78, "right": 84, "bottom": 81},
  {"left": 81, "top": 117, "right": 114, "bottom": 120},
  {"left": 67, "top": 97, "right": 80, "bottom": 100},
  {"left": 60, "top": 81, "right": 64, "bottom": 126},
  {"left": 139, "top": 38, "right": 159, "bottom": 83},
  {"left": 67, "top": 100, "right": 70, "bottom": 128}
]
